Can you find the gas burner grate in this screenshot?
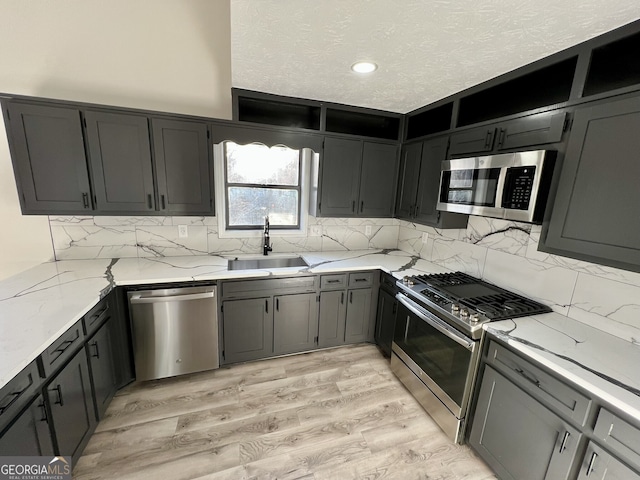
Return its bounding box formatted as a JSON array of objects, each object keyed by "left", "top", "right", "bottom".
[
  {"left": 415, "top": 272, "right": 481, "bottom": 287},
  {"left": 460, "top": 293, "right": 551, "bottom": 321}
]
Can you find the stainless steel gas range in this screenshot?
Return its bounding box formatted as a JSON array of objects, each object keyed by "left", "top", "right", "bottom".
[{"left": 391, "top": 272, "right": 551, "bottom": 443}]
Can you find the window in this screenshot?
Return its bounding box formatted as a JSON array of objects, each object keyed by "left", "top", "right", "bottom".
[{"left": 223, "top": 142, "right": 302, "bottom": 230}]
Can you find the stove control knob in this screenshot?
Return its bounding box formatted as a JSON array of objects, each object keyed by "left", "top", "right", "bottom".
[
  {"left": 460, "top": 309, "right": 469, "bottom": 319},
  {"left": 403, "top": 276, "right": 414, "bottom": 286},
  {"left": 451, "top": 304, "right": 460, "bottom": 313},
  {"left": 470, "top": 313, "right": 480, "bottom": 323}
]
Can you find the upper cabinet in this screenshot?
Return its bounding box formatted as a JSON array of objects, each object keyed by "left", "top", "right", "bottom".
[
  {"left": 541, "top": 94, "right": 640, "bottom": 272},
  {"left": 3, "top": 102, "right": 93, "bottom": 214},
  {"left": 317, "top": 137, "right": 398, "bottom": 218},
  {"left": 84, "top": 111, "right": 155, "bottom": 213}
]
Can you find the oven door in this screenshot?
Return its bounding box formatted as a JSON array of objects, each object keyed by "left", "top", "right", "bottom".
[{"left": 393, "top": 293, "right": 477, "bottom": 417}]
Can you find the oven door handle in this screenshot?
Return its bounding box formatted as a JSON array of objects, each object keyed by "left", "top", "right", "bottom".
[{"left": 396, "top": 294, "right": 475, "bottom": 350}]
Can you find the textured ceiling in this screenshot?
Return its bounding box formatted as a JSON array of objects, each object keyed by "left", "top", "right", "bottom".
[{"left": 230, "top": 0, "right": 640, "bottom": 113}]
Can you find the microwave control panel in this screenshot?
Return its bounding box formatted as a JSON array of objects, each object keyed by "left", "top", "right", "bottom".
[{"left": 502, "top": 166, "right": 536, "bottom": 210}]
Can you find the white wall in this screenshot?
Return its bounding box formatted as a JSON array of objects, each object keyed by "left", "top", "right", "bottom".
[{"left": 0, "top": 0, "right": 232, "bottom": 280}]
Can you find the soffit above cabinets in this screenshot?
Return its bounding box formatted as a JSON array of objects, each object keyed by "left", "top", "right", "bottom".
[{"left": 230, "top": 0, "right": 640, "bottom": 113}]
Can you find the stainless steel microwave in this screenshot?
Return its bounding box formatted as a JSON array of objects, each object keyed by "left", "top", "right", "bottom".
[{"left": 436, "top": 150, "right": 556, "bottom": 224}]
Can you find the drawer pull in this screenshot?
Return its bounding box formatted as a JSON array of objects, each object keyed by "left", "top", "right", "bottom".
[
  {"left": 89, "top": 305, "right": 109, "bottom": 323},
  {"left": 354, "top": 278, "right": 367, "bottom": 283},
  {"left": 51, "top": 384, "right": 64, "bottom": 407},
  {"left": 515, "top": 367, "right": 540, "bottom": 388},
  {"left": 326, "top": 279, "right": 341, "bottom": 284},
  {"left": 53, "top": 338, "right": 76, "bottom": 355},
  {"left": 586, "top": 452, "right": 598, "bottom": 476},
  {"left": 558, "top": 431, "right": 570, "bottom": 453}
]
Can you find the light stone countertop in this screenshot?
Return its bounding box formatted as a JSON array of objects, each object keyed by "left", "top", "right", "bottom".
[{"left": 1, "top": 249, "right": 638, "bottom": 426}]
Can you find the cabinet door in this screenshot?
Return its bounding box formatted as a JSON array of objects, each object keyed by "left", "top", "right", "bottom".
[
  {"left": 345, "top": 289, "right": 372, "bottom": 344},
  {"left": 358, "top": 142, "right": 398, "bottom": 217},
  {"left": 375, "top": 288, "right": 397, "bottom": 356},
  {"left": 449, "top": 127, "right": 495, "bottom": 156},
  {"left": 544, "top": 96, "right": 640, "bottom": 270},
  {"left": 578, "top": 442, "right": 640, "bottom": 480},
  {"left": 318, "top": 290, "right": 347, "bottom": 348},
  {"left": 470, "top": 366, "right": 580, "bottom": 480},
  {"left": 0, "top": 394, "right": 54, "bottom": 456},
  {"left": 396, "top": 142, "right": 422, "bottom": 219},
  {"left": 222, "top": 298, "right": 273, "bottom": 364},
  {"left": 5, "top": 102, "right": 92, "bottom": 213},
  {"left": 152, "top": 118, "right": 212, "bottom": 214},
  {"left": 86, "top": 319, "right": 117, "bottom": 421},
  {"left": 319, "top": 137, "right": 361, "bottom": 216},
  {"left": 414, "top": 135, "right": 448, "bottom": 225},
  {"left": 85, "top": 111, "right": 155, "bottom": 212},
  {"left": 273, "top": 293, "right": 318, "bottom": 355},
  {"left": 496, "top": 111, "right": 566, "bottom": 151},
  {"left": 46, "top": 350, "right": 96, "bottom": 465}
]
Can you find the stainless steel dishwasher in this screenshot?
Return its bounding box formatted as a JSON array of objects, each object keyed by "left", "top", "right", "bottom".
[{"left": 128, "top": 285, "right": 219, "bottom": 381}]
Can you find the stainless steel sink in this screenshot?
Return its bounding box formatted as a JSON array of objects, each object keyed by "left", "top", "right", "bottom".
[{"left": 227, "top": 256, "right": 309, "bottom": 270}]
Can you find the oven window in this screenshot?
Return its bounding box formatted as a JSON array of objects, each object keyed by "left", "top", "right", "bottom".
[
  {"left": 394, "top": 304, "right": 472, "bottom": 406},
  {"left": 441, "top": 168, "right": 501, "bottom": 207}
]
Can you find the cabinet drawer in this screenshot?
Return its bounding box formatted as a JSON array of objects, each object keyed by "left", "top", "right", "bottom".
[
  {"left": 83, "top": 295, "right": 112, "bottom": 337},
  {"left": 222, "top": 276, "right": 318, "bottom": 298},
  {"left": 380, "top": 272, "right": 398, "bottom": 292},
  {"left": 348, "top": 272, "right": 373, "bottom": 288},
  {"left": 593, "top": 408, "right": 640, "bottom": 468},
  {"left": 486, "top": 341, "right": 591, "bottom": 425},
  {"left": 320, "top": 274, "right": 347, "bottom": 290},
  {"left": 0, "top": 361, "right": 41, "bottom": 432},
  {"left": 39, "top": 320, "right": 84, "bottom": 377}
]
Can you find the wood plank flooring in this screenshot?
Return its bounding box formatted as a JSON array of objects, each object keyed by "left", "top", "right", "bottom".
[{"left": 73, "top": 344, "right": 496, "bottom": 480}]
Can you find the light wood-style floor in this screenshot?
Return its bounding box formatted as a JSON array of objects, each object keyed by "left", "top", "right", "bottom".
[{"left": 73, "top": 344, "right": 496, "bottom": 480}]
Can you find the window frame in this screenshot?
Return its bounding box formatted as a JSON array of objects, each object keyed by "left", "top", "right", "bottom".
[{"left": 223, "top": 142, "right": 302, "bottom": 230}]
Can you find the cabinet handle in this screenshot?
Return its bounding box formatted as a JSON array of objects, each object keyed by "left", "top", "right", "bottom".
[
  {"left": 82, "top": 192, "right": 90, "bottom": 209},
  {"left": 558, "top": 431, "right": 570, "bottom": 453},
  {"left": 497, "top": 128, "right": 506, "bottom": 147},
  {"left": 265, "top": 299, "right": 268, "bottom": 314},
  {"left": 38, "top": 401, "right": 48, "bottom": 423},
  {"left": 327, "top": 279, "right": 340, "bottom": 284},
  {"left": 341, "top": 292, "right": 344, "bottom": 304},
  {"left": 515, "top": 367, "right": 541, "bottom": 388},
  {"left": 392, "top": 302, "right": 397, "bottom": 314},
  {"left": 350, "top": 291, "right": 353, "bottom": 304},
  {"left": 484, "top": 130, "right": 492, "bottom": 148},
  {"left": 147, "top": 194, "right": 153, "bottom": 209},
  {"left": 586, "top": 452, "right": 598, "bottom": 476},
  {"left": 90, "top": 341, "right": 100, "bottom": 359},
  {"left": 51, "top": 384, "right": 64, "bottom": 407},
  {"left": 354, "top": 278, "right": 367, "bottom": 282},
  {"left": 360, "top": 201, "right": 364, "bottom": 213},
  {"left": 276, "top": 298, "right": 279, "bottom": 312},
  {"left": 53, "top": 337, "right": 76, "bottom": 355},
  {"left": 161, "top": 194, "right": 166, "bottom": 210},
  {"left": 352, "top": 200, "right": 355, "bottom": 212},
  {"left": 415, "top": 204, "right": 420, "bottom": 215}
]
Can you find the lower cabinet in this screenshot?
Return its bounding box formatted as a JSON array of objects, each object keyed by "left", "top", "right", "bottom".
[
  {"left": 578, "top": 442, "right": 640, "bottom": 480},
  {"left": 375, "top": 287, "right": 397, "bottom": 356},
  {"left": 344, "top": 289, "right": 371, "bottom": 344},
  {"left": 273, "top": 293, "right": 319, "bottom": 355},
  {"left": 318, "top": 290, "right": 347, "bottom": 348},
  {"left": 46, "top": 349, "right": 96, "bottom": 465},
  {"left": 86, "top": 318, "right": 118, "bottom": 420},
  {"left": 0, "top": 394, "right": 54, "bottom": 456},
  {"left": 222, "top": 297, "right": 273, "bottom": 364},
  {"left": 469, "top": 365, "right": 580, "bottom": 480}
]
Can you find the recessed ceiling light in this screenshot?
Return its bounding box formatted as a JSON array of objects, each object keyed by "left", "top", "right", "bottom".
[{"left": 351, "top": 61, "right": 378, "bottom": 74}]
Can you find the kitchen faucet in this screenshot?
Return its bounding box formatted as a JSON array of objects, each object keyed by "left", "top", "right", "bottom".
[{"left": 263, "top": 216, "right": 272, "bottom": 256}]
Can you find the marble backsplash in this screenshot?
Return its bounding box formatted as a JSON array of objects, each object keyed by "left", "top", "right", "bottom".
[
  {"left": 47, "top": 214, "right": 640, "bottom": 345},
  {"left": 398, "top": 216, "right": 640, "bottom": 346}
]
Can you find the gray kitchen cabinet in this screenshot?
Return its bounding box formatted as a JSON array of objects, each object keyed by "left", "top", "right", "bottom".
[
  {"left": 222, "top": 297, "right": 273, "bottom": 364},
  {"left": 3, "top": 101, "right": 93, "bottom": 214},
  {"left": 345, "top": 288, "right": 372, "bottom": 344},
  {"left": 358, "top": 142, "right": 398, "bottom": 217},
  {"left": 86, "top": 318, "right": 117, "bottom": 421},
  {"left": 318, "top": 290, "right": 347, "bottom": 348},
  {"left": 319, "top": 136, "right": 398, "bottom": 217},
  {"left": 0, "top": 394, "right": 54, "bottom": 456},
  {"left": 375, "top": 285, "right": 397, "bottom": 357},
  {"left": 578, "top": 442, "right": 640, "bottom": 480},
  {"left": 319, "top": 137, "right": 362, "bottom": 216},
  {"left": 449, "top": 110, "right": 566, "bottom": 157},
  {"left": 470, "top": 365, "right": 581, "bottom": 480},
  {"left": 273, "top": 293, "right": 318, "bottom": 355},
  {"left": 84, "top": 110, "right": 155, "bottom": 212},
  {"left": 46, "top": 349, "right": 96, "bottom": 465},
  {"left": 543, "top": 95, "right": 640, "bottom": 272},
  {"left": 151, "top": 118, "right": 212, "bottom": 214},
  {"left": 396, "top": 136, "right": 468, "bottom": 228}
]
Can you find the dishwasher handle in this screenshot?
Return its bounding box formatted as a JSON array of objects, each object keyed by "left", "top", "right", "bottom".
[{"left": 129, "top": 291, "right": 215, "bottom": 304}]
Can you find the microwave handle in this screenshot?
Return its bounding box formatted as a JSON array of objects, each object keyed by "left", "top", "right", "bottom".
[{"left": 495, "top": 166, "right": 508, "bottom": 209}]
